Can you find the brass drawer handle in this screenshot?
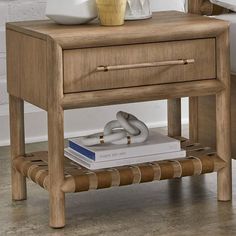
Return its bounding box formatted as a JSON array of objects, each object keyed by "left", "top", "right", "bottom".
[{"left": 96, "top": 59, "right": 195, "bottom": 72}]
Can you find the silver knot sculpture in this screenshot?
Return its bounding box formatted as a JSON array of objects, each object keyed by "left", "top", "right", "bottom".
[{"left": 80, "top": 111, "right": 149, "bottom": 146}]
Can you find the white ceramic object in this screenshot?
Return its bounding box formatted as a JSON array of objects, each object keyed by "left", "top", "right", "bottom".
[
  {"left": 125, "top": 0, "right": 152, "bottom": 20},
  {"left": 80, "top": 111, "right": 149, "bottom": 146},
  {"left": 149, "top": 0, "right": 186, "bottom": 12},
  {"left": 46, "top": 0, "right": 98, "bottom": 25}
]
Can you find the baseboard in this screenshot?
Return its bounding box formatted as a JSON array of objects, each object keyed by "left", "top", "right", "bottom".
[
  {"left": 0, "top": 119, "right": 189, "bottom": 147},
  {"left": 0, "top": 53, "right": 6, "bottom": 76},
  {"left": 0, "top": 99, "right": 189, "bottom": 147},
  {"left": 0, "top": 79, "right": 8, "bottom": 105}
]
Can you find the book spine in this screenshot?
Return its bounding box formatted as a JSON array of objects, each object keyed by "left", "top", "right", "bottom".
[
  {"left": 69, "top": 141, "right": 181, "bottom": 162},
  {"left": 68, "top": 140, "right": 95, "bottom": 161},
  {"left": 65, "top": 149, "right": 187, "bottom": 170},
  {"left": 97, "top": 142, "right": 181, "bottom": 161},
  {"left": 90, "top": 150, "right": 186, "bottom": 169}
]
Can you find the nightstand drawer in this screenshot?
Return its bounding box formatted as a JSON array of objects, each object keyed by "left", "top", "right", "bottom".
[{"left": 63, "top": 38, "right": 216, "bottom": 93}]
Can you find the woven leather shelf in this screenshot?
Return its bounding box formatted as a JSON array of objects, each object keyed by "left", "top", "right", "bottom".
[{"left": 13, "top": 138, "right": 226, "bottom": 193}]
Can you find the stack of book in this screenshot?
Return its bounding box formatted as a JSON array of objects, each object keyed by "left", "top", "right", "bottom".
[{"left": 64, "top": 130, "right": 186, "bottom": 170}]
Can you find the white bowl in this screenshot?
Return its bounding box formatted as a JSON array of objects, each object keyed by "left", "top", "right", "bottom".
[{"left": 46, "top": 0, "right": 98, "bottom": 25}]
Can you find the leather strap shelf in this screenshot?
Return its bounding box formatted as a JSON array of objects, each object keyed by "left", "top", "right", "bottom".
[{"left": 13, "top": 138, "right": 226, "bottom": 193}]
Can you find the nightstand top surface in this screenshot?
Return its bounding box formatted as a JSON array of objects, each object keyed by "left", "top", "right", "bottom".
[{"left": 6, "top": 11, "right": 229, "bottom": 49}]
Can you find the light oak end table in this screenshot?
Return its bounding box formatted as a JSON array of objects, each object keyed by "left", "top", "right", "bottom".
[{"left": 6, "top": 11, "right": 232, "bottom": 228}]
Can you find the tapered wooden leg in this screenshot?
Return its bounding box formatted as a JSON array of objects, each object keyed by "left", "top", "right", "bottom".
[
  {"left": 48, "top": 107, "right": 65, "bottom": 228},
  {"left": 216, "top": 30, "right": 232, "bottom": 201},
  {"left": 47, "top": 38, "right": 65, "bottom": 228},
  {"left": 216, "top": 90, "right": 232, "bottom": 201},
  {"left": 9, "top": 95, "right": 27, "bottom": 201},
  {"left": 189, "top": 97, "right": 198, "bottom": 142},
  {"left": 168, "top": 98, "right": 181, "bottom": 137}
]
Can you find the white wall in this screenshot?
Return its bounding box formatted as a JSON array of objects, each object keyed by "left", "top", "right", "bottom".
[{"left": 0, "top": 0, "right": 189, "bottom": 146}]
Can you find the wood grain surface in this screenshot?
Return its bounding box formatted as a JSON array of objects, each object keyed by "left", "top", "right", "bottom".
[
  {"left": 61, "top": 80, "right": 224, "bottom": 109},
  {"left": 9, "top": 95, "right": 27, "bottom": 200},
  {"left": 6, "top": 11, "right": 229, "bottom": 49},
  {"left": 6, "top": 10, "right": 231, "bottom": 228},
  {"left": 64, "top": 39, "right": 216, "bottom": 93},
  {"left": 47, "top": 38, "right": 65, "bottom": 228},
  {"left": 6, "top": 30, "right": 47, "bottom": 110}
]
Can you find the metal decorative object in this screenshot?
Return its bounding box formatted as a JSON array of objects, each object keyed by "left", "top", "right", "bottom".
[{"left": 125, "top": 0, "right": 152, "bottom": 20}]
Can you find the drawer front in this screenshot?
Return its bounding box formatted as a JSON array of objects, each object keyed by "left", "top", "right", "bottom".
[{"left": 63, "top": 39, "right": 216, "bottom": 93}]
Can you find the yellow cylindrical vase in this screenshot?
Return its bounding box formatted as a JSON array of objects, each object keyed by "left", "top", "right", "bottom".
[{"left": 96, "top": 0, "right": 127, "bottom": 26}]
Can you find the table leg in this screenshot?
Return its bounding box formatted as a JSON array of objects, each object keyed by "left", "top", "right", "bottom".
[
  {"left": 46, "top": 37, "right": 65, "bottom": 228},
  {"left": 168, "top": 98, "right": 181, "bottom": 137},
  {"left": 48, "top": 107, "right": 65, "bottom": 228},
  {"left": 9, "top": 95, "right": 27, "bottom": 200},
  {"left": 216, "top": 30, "right": 232, "bottom": 201},
  {"left": 216, "top": 89, "right": 232, "bottom": 201},
  {"left": 189, "top": 97, "right": 198, "bottom": 142}
]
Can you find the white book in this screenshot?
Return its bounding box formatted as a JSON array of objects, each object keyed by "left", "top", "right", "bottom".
[
  {"left": 64, "top": 148, "right": 186, "bottom": 170},
  {"left": 68, "top": 130, "right": 181, "bottom": 162}
]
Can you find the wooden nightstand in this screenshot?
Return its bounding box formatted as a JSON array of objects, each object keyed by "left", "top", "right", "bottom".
[{"left": 6, "top": 11, "right": 232, "bottom": 228}]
